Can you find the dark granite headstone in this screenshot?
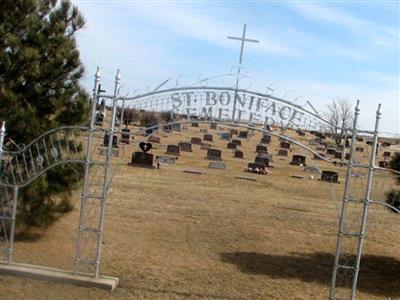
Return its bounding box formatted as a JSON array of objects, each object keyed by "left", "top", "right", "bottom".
[
  {"left": 261, "top": 135, "right": 271, "bottom": 144},
  {"left": 238, "top": 131, "right": 248, "bottom": 139},
  {"left": 280, "top": 141, "right": 290, "bottom": 149},
  {"left": 166, "top": 144, "right": 180, "bottom": 156},
  {"left": 378, "top": 161, "right": 389, "bottom": 168},
  {"left": 290, "top": 155, "right": 306, "bottom": 166},
  {"left": 232, "top": 139, "right": 241, "bottom": 146},
  {"left": 366, "top": 141, "right": 373, "bottom": 146},
  {"left": 103, "top": 134, "right": 118, "bottom": 148},
  {"left": 191, "top": 137, "right": 202, "bottom": 145},
  {"left": 383, "top": 151, "right": 391, "bottom": 158},
  {"left": 206, "top": 149, "right": 222, "bottom": 161},
  {"left": 234, "top": 150, "right": 244, "bottom": 159},
  {"left": 335, "top": 151, "right": 343, "bottom": 159},
  {"left": 179, "top": 142, "right": 193, "bottom": 152},
  {"left": 131, "top": 152, "right": 154, "bottom": 168},
  {"left": 210, "top": 123, "right": 217, "bottom": 130},
  {"left": 246, "top": 162, "right": 267, "bottom": 174},
  {"left": 345, "top": 153, "right": 351, "bottom": 160},
  {"left": 255, "top": 156, "right": 270, "bottom": 167},
  {"left": 255, "top": 144, "right": 268, "bottom": 153},
  {"left": 148, "top": 135, "right": 160, "bottom": 143},
  {"left": 231, "top": 129, "right": 238, "bottom": 135},
  {"left": 121, "top": 128, "right": 131, "bottom": 144},
  {"left": 95, "top": 113, "right": 104, "bottom": 126},
  {"left": 356, "top": 147, "right": 364, "bottom": 152},
  {"left": 171, "top": 123, "right": 181, "bottom": 131},
  {"left": 320, "top": 171, "right": 339, "bottom": 183},
  {"left": 191, "top": 122, "right": 199, "bottom": 127},
  {"left": 227, "top": 142, "right": 237, "bottom": 149},
  {"left": 204, "top": 134, "right": 213, "bottom": 142},
  {"left": 357, "top": 137, "right": 364, "bottom": 142},
  {"left": 327, "top": 148, "right": 336, "bottom": 155},
  {"left": 278, "top": 149, "right": 288, "bottom": 156},
  {"left": 296, "top": 129, "right": 306, "bottom": 136}
]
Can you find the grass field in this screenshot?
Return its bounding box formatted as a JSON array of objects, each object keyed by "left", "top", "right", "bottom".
[{"left": 1, "top": 123, "right": 399, "bottom": 300}]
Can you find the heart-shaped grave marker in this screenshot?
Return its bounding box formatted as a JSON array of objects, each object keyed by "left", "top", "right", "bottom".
[{"left": 139, "top": 142, "right": 152, "bottom": 153}]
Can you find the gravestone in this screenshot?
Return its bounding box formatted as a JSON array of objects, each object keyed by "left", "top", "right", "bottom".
[
  {"left": 208, "top": 162, "right": 226, "bottom": 169},
  {"left": 200, "top": 143, "right": 212, "bottom": 150},
  {"left": 227, "top": 142, "right": 237, "bottom": 150},
  {"left": 381, "top": 142, "right": 391, "bottom": 147},
  {"left": 357, "top": 137, "right": 364, "bottom": 142},
  {"left": 234, "top": 150, "right": 244, "bottom": 159},
  {"left": 297, "top": 129, "right": 306, "bottom": 136},
  {"left": 206, "top": 149, "right": 222, "bottom": 161},
  {"left": 200, "top": 128, "right": 208, "bottom": 133},
  {"left": 171, "top": 123, "right": 181, "bottom": 131},
  {"left": 327, "top": 148, "right": 336, "bottom": 155},
  {"left": 314, "top": 153, "right": 325, "bottom": 160},
  {"left": 278, "top": 149, "right": 288, "bottom": 157},
  {"left": 232, "top": 139, "right": 242, "bottom": 146},
  {"left": 261, "top": 135, "right": 271, "bottom": 144},
  {"left": 121, "top": 128, "right": 131, "bottom": 144},
  {"left": 166, "top": 144, "right": 180, "bottom": 156},
  {"left": 179, "top": 142, "right": 193, "bottom": 152},
  {"left": 238, "top": 131, "right": 248, "bottom": 139},
  {"left": 191, "top": 137, "right": 202, "bottom": 145},
  {"left": 255, "top": 144, "right": 268, "bottom": 153},
  {"left": 320, "top": 171, "right": 339, "bottom": 183},
  {"left": 280, "top": 141, "right": 290, "bottom": 150},
  {"left": 231, "top": 129, "right": 238, "bottom": 135},
  {"left": 304, "top": 166, "right": 321, "bottom": 174},
  {"left": 220, "top": 132, "right": 231, "bottom": 140},
  {"left": 260, "top": 153, "right": 273, "bottom": 162},
  {"left": 163, "top": 125, "right": 172, "bottom": 132},
  {"left": 356, "top": 147, "right": 364, "bottom": 152},
  {"left": 103, "top": 134, "right": 118, "bottom": 148},
  {"left": 345, "top": 153, "right": 351, "bottom": 160},
  {"left": 379, "top": 161, "right": 389, "bottom": 168},
  {"left": 335, "top": 151, "right": 343, "bottom": 159},
  {"left": 95, "top": 112, "right": 104, "bottom": 126},
  {"left": 314, "top": 137, "right": 322, "bottom": 144},
  {"left": 255, "top": 156, "right": 270, "bottom": 167},
  {"left": 131, "top": 152, "right": 154, "bottom": 168},
  {"left": 148, "top": 135, "right": 160, "bottom": 143},
  {"left": 309, "top": 140, "right": 318, "bottom": 146},
  {"left": 316, "top": 146, "right": 326, "bottom": 152},
  {"left": 204, "top": 134, "right": 213, "bottom": 142},
  {"left": 383, "top": 151, "right": 391, "bottom": 158},
  {"left": 191, "top": 122, "right": 199, "bottom": 127},
  {"left": 337, "top": 144, "right": 345, "bottom": 151},
  {"left": 210, "top": 123, "right": 217, "bottom": 130},
  {"left": 246, "top": 162, "right": 267, "bottom": 175},
  {"left": 290, "top": 155, "right": 306, "bottom": 166},
  {"left": 156, "top": 155, "right": 176, "bottom": 164}
]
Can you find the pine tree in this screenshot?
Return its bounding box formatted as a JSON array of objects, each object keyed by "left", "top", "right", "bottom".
[{"left": 0, "top": 0, "right": 89, "bottom": 229}]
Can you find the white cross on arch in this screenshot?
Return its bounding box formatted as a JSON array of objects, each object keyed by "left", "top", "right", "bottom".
[{"left": 227, "top": 24, "right": 260, "bottom": 65}]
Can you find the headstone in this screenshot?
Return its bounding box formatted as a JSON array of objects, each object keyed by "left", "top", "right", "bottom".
[
  {"left": 356, "top": 147, "right": 364, "bottom": 152},
  {"left": 204, "top": 134, "right": 213, "bottom": 142},
  {"left": 200, "top": 143, "right": 212, "bottom": 150},
  {"left": 357, "top": 137, "right": 364, "bottom": 142},
  {"left": 103, "top": 134, "right": 118, "bottom": 147},
  {"left": 171, "top": 123, "right": 181, "bottom": 131},
  {"left": 200, "top": 128, "right": 208, "bottom": 133},
  {"left": 220, "top": 132, "right": 231, "bottom": 140},
  {"left": 131, "top": 152, "right": 154, "bottom": 168},
  {"left": 238, "top": 131, "right": 248, "bottom": 139},
  {"left": 379, "top": 161, "right": 389, "bottom": 168},
  {"left": 121, "top": 128, "right": 131, "bottom": 144},
  {"left": 95, "top": 112, "right": 104, "bottom": 126},
  {"left": 260, "top": 153, "right": 273, "bottom": 162},
  {"left": 320, "top": 171, "right": 339, "bottom": 183},
  {"left": 309, "top": 140, "right": 318, "bottom": 146},
  {"left": 163, "top": 125, "right": 172, "bottom": 132},
  {"left": 206, "top": 149, "right": 222, "bottom": 161},
  {"left": 166, "top": 144, "right": 180, "bottom": 156},
  {"left": 234, "top": 150, "right": 244, "bottom": 159},
  {"left": 227, "top": 142, "right": 237, "bottom": 150},
  {"left": 335, "top": 151, "right": 343, "bottom": 159},
  {"left": 255, "top": 156, "right": 270, "bottom": 167},
  {"left": 345, "top": 153, "right": 351, "bottom": 160},
  {"left": 381, "top": 142, "right": 391, "bottom": 147},
  {"left": 327, "top": 148, "right": 336, "bottom": 155},
  {"left": 255, "top": 144, "right": 268, "bottom": 153},
  {"left": 231, "top": 139, "right": 241, "bottom": 146},
  {"left": 191, "top": 122, "right": 199, "bottom": 127},
  {"left": 148, "top": 135, "right": 160, "bottom": 143},
  {"left": 156, "top": 155, "right": 176, "bottom": 164},
  {"left": 304, "top": 166, "right": 321, "bottom": 174},
  {"left": 179, "top": 142, "right": 193, "bottom": 152},
  {"left": 208, "top": 162, "right": 226, "bottom": 169},
  {"left": 280, "top": 141, "right": 290, "bottom": 149},
  {"left": 314, "top": 153, "right": 325, "bottom": 160},
  {"left": 191, "top": 137, "right": 202, "bottom": 145},
  {"left": 383, "top": 151, "right": 391, "bottom": 158},
  {"left": 337, "top": 144, "right": 345, "bottom": 151},
  {"left": 296, "top": 129, "right": 306, "bottom": 136},
  {"left": 277, "top": 149, "right": 288, "bottom": 157},
  {"left": 230, "top": 129, "right": 238, "bottom": 135},
  {"left": 314, "top": 137, "right": 322, "bottom": 144},
  {"left": 290, "top": 155, "right": 306, "bottom": 166},
  {"left": 246, "top": 162, "right": 267, "bottom": 174},
  {"left": 261, "top": 135, "right": 271, "bottom": 144},
  {"left": 210, "top": 123, "right": 217, "bottom": 130}
]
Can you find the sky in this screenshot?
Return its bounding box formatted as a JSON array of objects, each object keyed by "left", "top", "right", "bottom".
[{"left": 72, "top": 0, "right": 399, "bottom": 134}]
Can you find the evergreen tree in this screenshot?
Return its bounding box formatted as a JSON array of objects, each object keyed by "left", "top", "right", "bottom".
[{"left": 0, "top": 0, "right": 89, "bottom": 229}]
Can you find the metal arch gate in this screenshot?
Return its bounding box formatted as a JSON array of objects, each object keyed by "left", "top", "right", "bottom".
[{"left": 0, "top": 68, "right": 391, "bottom": 299}]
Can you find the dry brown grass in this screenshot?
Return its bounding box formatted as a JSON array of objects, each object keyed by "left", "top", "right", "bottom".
[{"left": 1, "top": 124, "right": 399, "bottom": 300}]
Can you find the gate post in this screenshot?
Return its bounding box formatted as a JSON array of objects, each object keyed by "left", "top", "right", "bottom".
[
  {"left": 330, "top": 100, "right": 360, "bottom": 299},
  {"left": 7, "top": 186, "right": 18, "bottom": 264},
  {"left": 74, "top": 67, "right": 101, "bottom": 274},
  {"left": 350, "top": 103, "right": 381, "bottom": 299}
]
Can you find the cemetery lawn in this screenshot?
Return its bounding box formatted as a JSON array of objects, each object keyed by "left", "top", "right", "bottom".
[{"left": 1, "top": 125, "right": 399, "bottom": 300}]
